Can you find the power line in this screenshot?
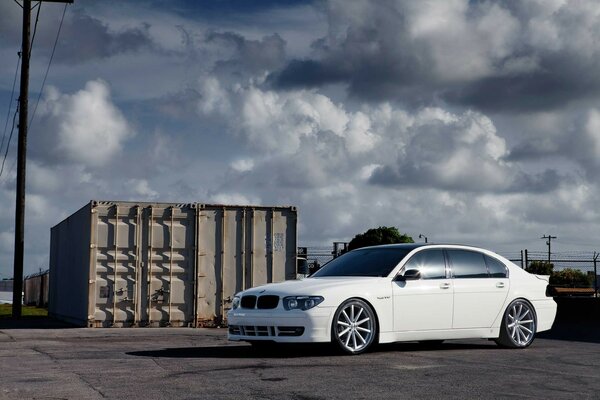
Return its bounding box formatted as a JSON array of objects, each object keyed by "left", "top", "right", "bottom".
[
  {"left": 1, "top": 1, "right": 43, "bottom": 182},
  {"left": 29, "top": 1, "right": 42, "bottom": 58},
  {"left": 30, "top": 2, "right": 68, "bottom": 128},
  {"left": 0, "top": 105, "right": 19, "bottom": 179},
  {"left": 0, "top": 55, "right": 21, "bottom": 158}
]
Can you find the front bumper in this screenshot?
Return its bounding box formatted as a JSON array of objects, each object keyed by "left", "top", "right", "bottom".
[{"left": 227, "top": 306, "right": 334, "bottom": 343}]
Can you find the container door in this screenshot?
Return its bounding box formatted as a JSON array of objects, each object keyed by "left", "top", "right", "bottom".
[
  {"left": 250, "top": 209, "right": 270, "bottom": 287},
  {"left": 141, "top": 205, "right": 196, "bottom": 327},
  {"left": 196, "top": 207, "right": 221, "bottom": 326},
  {"left": 93, "top": 205, "right": 141, "bottom": 327},
  {"left": 270, "top": 208, "right": 298, "bottom": 282}
]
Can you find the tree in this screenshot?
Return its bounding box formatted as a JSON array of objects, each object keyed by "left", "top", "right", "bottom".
[
  {"left": 526, "top": 261, "right": 554, "bottom": 276},
  {"left": 550, "top": 268, "right": 593, "bottom": 287},
  {"left": 347, "top": 226, "right": 414, "bottom": 251}
]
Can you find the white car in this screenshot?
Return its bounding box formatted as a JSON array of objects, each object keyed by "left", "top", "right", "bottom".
[{"left": 227, "top": 244, "right": 556, "bottom": 354}]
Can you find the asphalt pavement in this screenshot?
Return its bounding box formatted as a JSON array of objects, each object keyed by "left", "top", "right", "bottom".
[{"left": 0, "top": 319, "right": 599, "bottom": 400}]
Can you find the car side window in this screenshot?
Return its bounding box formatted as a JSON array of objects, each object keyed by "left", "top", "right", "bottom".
[
  {"left": 447, "top": 250, "right": 488, "bottom": 278},
  {"left": 485, "top": 255, "right": 508, "bottom": 278},
  {"left": 403, "top": 250, "right": 446, "bottom": 279}
]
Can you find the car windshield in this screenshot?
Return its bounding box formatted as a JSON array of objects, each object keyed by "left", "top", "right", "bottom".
[{"left": 311, "top": 248, "right": 412, "bottom": 277}]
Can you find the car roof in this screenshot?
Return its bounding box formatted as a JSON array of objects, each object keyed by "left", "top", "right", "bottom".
[
  {"left": 354, "top": 243, "right": 429, "bottom": 251},
  {"left": 354, "top": 243, "right": 487, "bottom": 251}
]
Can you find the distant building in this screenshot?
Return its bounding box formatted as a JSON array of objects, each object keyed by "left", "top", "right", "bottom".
[{"left": 0, "top": 280, "right": 13, "bottom": 304}]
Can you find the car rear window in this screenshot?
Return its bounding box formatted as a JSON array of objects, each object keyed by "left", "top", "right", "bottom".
[
  {"left": 447, "top": 249, "right": 489, "bottom": 278},
  {"left": 485, "top": 255, "right": 508, "bottom": 278}
]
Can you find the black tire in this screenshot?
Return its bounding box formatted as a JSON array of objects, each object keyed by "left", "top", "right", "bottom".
[
  {"left": 495, "top": 299, "right": 537, "bottom": 348},
  {"left": 331, "top": 298, "right": 377, "bottom": 355}
]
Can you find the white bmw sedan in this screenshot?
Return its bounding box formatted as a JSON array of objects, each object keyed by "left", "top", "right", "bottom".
[{"left": 227, "top": 244, "right": 557, "bottom": 354}]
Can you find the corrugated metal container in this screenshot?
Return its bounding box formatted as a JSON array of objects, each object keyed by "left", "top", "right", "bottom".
[
  {"left": 49, "top": 200, "right": 298, "bottom": 327},
  {"left": 24, "top": 271, "right": 49, "bottom": 307}
]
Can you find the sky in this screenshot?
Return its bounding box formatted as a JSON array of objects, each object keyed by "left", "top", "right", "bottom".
[{"left": 1, "top": 0, "right": 600, "bottom": 278}]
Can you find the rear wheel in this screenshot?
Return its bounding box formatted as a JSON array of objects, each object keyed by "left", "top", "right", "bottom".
[
  {"left": 332, "top": 299, "right": 377, "bottom": 355},
  {"left": 495, "top": 299, "right": 536, "bottom": 348}
]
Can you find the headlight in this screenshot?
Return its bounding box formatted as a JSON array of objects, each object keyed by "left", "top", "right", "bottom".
[
  {"left": 283, "top": 296, "right": 324, "bottom": 311},
  {"left": 232, "top": 295, "right": 241, "bottom": 310}
]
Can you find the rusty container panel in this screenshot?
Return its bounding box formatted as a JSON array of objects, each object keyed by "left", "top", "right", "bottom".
[{"left": 195, "top": 205, "right": 297, "bottom": 326}]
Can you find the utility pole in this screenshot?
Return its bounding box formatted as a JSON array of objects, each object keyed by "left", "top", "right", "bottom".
[
  {"left": 541, "top": 235, "right": 557, "bottom": 263},
  {"left": 12, "top": 0, "right": 73, "bottom": 318}
]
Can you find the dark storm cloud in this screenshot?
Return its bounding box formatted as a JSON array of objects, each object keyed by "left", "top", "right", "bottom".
[
  {"left": 507, "top": 108, "right": 600, "bottom": 183},
  {"left": 446, "top": 53, "right": 600, "bottom": 112},
  {"left": 53, "top": 11, "right": 153, "bottom": 63},
  {"left": 369, "top": 162, "right": 561, "bottom": 194},
  {"left": 271, "top": 0, "right": 600, "bottom": 111},
  {"left": 269, "top": 1, "right": 433, "bottom": 99},
  {"left": 207, "top": 31, "right": 287, "bottom": 76}
]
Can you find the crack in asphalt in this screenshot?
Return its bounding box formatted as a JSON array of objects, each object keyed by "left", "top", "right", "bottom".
[{"left": 0, "top": 330, "right": 16, "bottom": 342}]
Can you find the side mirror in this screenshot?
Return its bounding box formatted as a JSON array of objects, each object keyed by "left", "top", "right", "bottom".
[{"left": 396, "top": 269, "right": 421, "bottom": 281}]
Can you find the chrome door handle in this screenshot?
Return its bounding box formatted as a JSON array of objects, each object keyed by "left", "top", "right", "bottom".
[
  {"left": 496, "top": 282, "right": 505, "bottom": 288},
  {"left": 440, "top": 282, "right": 451, "bottom": 289}
]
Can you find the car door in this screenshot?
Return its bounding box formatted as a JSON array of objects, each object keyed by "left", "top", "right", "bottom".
[
  {"left": 447, "top": 249, "right": 509, "bottom": 329},
  {"left": 392, "top": 249, "right": 453, "bottom": 332}
]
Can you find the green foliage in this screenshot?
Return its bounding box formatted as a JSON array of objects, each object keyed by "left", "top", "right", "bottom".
[
  {"left": 0, "top": 304, "right": 48, "bottom": 318},
  {"left": 347, "top": 226, "right": 414, "bottom": 251},
  {"left": 550, "top": 268, "right": 594, "bottom": 287},
  {"left": 526, "top": 261, "right": 554, "bottom": 276}
]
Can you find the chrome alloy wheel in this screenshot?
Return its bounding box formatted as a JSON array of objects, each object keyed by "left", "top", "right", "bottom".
[
  {"left": 496, "top": 299, "right": 537, "bottom": 348},
  {"left": 333, "top": 299, "right": 376, "bottom": 354},
  {"left": 507, "top": 301, "right": 536, "bottom": 346}
]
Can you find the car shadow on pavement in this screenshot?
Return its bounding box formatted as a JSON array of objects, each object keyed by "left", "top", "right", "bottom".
[
  {"left": 0, "top": 316, "right": 76, "bottom": 329},
  {"left": 126, "top": 341, "right": 496, "bottom": 359},
  {"left": 538, "top": 320, "right": 600, "bottom": 344}
]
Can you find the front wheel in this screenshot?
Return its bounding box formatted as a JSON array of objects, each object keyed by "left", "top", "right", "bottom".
[
  {"left": 332, "top": 299, "right": 377, "bottom": 355},
  {"left": 495, "top": 299, "right": 536, "bottom": 348}
]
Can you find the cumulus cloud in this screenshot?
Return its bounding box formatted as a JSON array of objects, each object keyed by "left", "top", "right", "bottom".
[
  {"left": 198, "top": 79, "right": 378, "bottom": 156},
  {"left": 126, "top": 179, "right": 159, "bottom": 200},
  {"left": 31, "top": 80, "right": 134, "bottom": 167},
  {"left": 197, "top": 78, "right": 561, "bottom": 194},
  {"left": 369, "top": 109, "right": 561, "bottom": 193}
]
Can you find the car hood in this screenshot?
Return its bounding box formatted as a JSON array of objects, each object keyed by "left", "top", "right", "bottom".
[{"left": 239, "top": 277, "right": 388, "bottom": 297}]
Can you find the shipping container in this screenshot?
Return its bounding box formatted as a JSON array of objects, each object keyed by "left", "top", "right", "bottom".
[
  {"left": 49, "top": 201, "right": 298, "bottom": 327},
  {"left": 24, "top": 270, "right": 49, "bottom": 307}
]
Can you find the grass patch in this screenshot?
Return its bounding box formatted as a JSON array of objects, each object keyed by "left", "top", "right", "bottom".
[{"left": 0, "top": 304, "right": 48, "bottom": 318}]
